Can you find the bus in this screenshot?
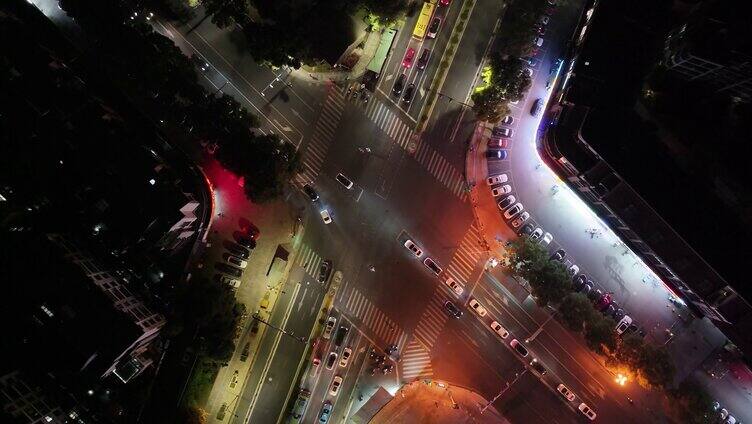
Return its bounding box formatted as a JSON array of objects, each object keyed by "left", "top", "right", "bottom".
[
  {"left": 412, "top": 1, "right": 436, "bottom": 39},
  {"left": 366, "top": 28, "right": 397, "bottom": 76}
]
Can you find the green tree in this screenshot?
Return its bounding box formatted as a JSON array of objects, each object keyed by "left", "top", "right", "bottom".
[
  {"left": 188, "top": 0, "right": 250, "bottom": 34},
  {"left": 584, "top": 315, "right": 616, "bottom": 354},
  {"left": 360, "top": 0, "right": 408, "bottom": 23},
  {"left": 639, "top": 344, "right": 675, "bottom": 389},
  {"left": 179, "top": 406, "right": 208, "bottom": 424},
  {"left": 667, "top": 380, "right": 715, "bottom": 424},
  {"left": 471, "top": 85, "right": 507, "bottom": 122},
  {"left": 558, "top": 293, "right": 594, "bottom": 332},
  {"left": 215, "top": 133, "right": 300, "bottom": 203},
  {"left": 529, "top": 260, "right": 570, "bottom": 307}
]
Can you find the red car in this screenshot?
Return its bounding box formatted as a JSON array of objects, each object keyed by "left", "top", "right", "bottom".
[
  {"left": 402, "top": 48, "right": 416, "bottom": 68},
  {"left": 439, "top": 0, "right": 451, "bottom": 5},
  {"left": 597, "top": 293, "right": 612, "bottom": 310},
  {"left": 488, "top": 138, "right": 509, "bottom": 148}
]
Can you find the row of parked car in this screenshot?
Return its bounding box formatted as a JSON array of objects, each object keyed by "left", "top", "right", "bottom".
[
  {"left": 213, "top": 223, "right": 260, "bottom": 289},
  {"left": 487, "top": 173, "right": 531, "bottom": 229},
  {"left": 712, "top": 401, "right": 740, "bottom": 424},
  {"left": 440, "top": 285, "right": 598, "bottom": 420}
]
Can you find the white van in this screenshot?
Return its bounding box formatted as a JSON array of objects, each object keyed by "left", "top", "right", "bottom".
[{"left": 616, "top": 316, "right": 632, "bottom": 335}]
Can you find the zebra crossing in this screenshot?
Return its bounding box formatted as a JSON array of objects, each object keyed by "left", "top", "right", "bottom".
[
  {"left": 399, "top": 339, "right": 433, "bottom": 381},
  {"left": 293, "top": 86, "right": 345, "bottom": 186},
  {"left": 363, "top": 100, "right": 415, "bottom": 149},
  {"left": 412, "top": 141, "right": 468, "bottom": 200},
  {"left": 339, "top": 287, "right": 408, "bottom": 350},
  {"left": 413, "top": 289, "right": 450, "bottom": 349},
  {"left": 295, "top": 243, "right": 325, "bottom": 277},
  {"left": 444, "top": 224, "right": 484, "bottom": 286}
]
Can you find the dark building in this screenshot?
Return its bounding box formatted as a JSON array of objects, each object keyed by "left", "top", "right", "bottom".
[
  {"left": 546, "top": 0, "right": 752, "bottom": 358},
  {"left": 663, "top": 0, "right": 752, "bottom": 101}
]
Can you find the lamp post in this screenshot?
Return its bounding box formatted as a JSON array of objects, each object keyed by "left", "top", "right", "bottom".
[
  {"left": 437, "top": 92, "right": 473, "bottom": 108},
  {"left": 480, "top": 368, "right": 527, "bottom": 414},
  {"left": 252, "top": 312, "right": 307, "bottom": 344}
]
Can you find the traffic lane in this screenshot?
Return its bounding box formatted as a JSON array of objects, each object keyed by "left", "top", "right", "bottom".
[
  {"left": 474, "top": 273, "right": 647, "bottom": 424},
  {"left": 153, "top": 20, "right": 309, "bottom": 147},
  {"left": 402, "top": 0, "right": 462, "bottom": 119},
  {"left": 329, "top": 335, "right": 371, "bottom": 422},
  {"left": 507, "top": 111, "right": 678, "bottom": 335},
  {"left": 430, "top": 314, "right": 580, "bottom": 424},
  {"left": 301, "top": 310, "right": 344, "bottom": 424},
  {"left": 175, "top": 12, "right": 325, "bottom": 125},
  {"left": 473, "top": 276, "right": 614, "bottom": 402},
  {"left": 232, "top": 279, "right": 302, "bottom": 423}
]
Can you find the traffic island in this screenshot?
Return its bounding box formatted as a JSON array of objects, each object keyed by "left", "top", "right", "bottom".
[{"left": 367, "top": 380, "right": 509, "bottom": 424}]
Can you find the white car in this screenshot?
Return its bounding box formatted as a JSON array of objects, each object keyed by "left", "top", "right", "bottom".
[
  {"left": 578, "top": 403, "right": 596, "bottom": 421},
  {"left": 219, "top": 275, "right": 241, "bottom": 288},
  {"left": 320, "top": 209, "right": 332, "bottom": 224},
  {"left": 339, "top": 347, "right": 352, "bottom": 367},
  {"left": 491, "top": 185, "right": 512, "bottom": 197},
  {"left": 504, "top": 203, "right": 524, "bottom": 220},
  {"left": 323, "top": 316, "right": 337, "bottom": 339},
  {"left": 498, "top": 195, "right": 516, "bottom": 211},
  {"left": 404, "top": 240, "right": 423, "bottom": 257},
  {"left": 556, "top": 384, "right": 576, "bottom": 402},
  {"left": 444, "top": 277, "right": 464, "bottom": 296},
  {"left": 529, "top": 228, "right": 543, "bottom": 241},
  {"left": 616, "top": 316, "right": 632, "bottom": 335},
  {"left": 540, "top": 232, "right": 553, "bottom": 245},
  {"left": 329, "top": 376, "right": 343, "bottom": 396},
  {"left": 486, "top": 174, "right": 508, "bottom": 186},
  {"left": 469, "top": 298, "right": 487, "bottom": 317},
  {"left": 490, "top": 321, "right": 509, "bottom": 339},
  {"left": 534, "top": 36, "right": 544, "bottom": 47},
  {"left": 335, "top": 173, "right": 353, "bottom": 189},
  {"left": 510, "top": 211, "right": 530, "bottom": 228},
  {"left": 226, "top": 255, "right": 248, "bottom": 269},
  {"left": 567, "top": 264, "right": 580, "bottom": 277}
]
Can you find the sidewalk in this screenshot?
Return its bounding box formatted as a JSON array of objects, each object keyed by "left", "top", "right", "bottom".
[{"left": 370, "top": 380, "right": 509, "bottom": 424}]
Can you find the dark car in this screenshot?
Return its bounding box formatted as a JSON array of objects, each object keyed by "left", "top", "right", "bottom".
[
  {"left": 234, "top": 232, "right": 257, "bottom": 249},
  {"left": 578, "top": 282, "right": 592, "bottom": 296},
  {"left": 608, "top": 301, "right": 619, "bottom": 314},
  {"left": 319, "top": 401, "right": 333, "bottom": 423},
  {"left": 486, "top": 149, "right": 508, "bottom": 160},
  {"left": 588, "top": 288, "right": 602, "bottom": 303},
  {"left": 510, "top": 339, "right": 529, "bottom": 357},
  {"left": 334, "top": 325, "right": 349, "bottom": 347},
  {"left": 518, "top": 223, "right": 534, "bottom": 236},
  {"left": 530, "top": 358, "right": 547, "bottom": 376},
  {"left": 531, "top": 98, "right": 544, "bottom": 116},
  {"left": 403, "top": 83, "right": 416, "bottom": 104},
  {"left": 240, "top": 342, "right": 250, "bottom": 361},
  {"left": 303, "top": 184, "right": 319, "bottom": 202},
  {"left": 444, "top": 300, "right": 463, "bottom": 318},
  {"left": 417, "top": 48, "right": 431, "bottom": 70},
  {"left": 226, "top": 243, "right": 249, "bottom": 259},
  {"left": 392, "top": 73, "right": 406, "bottom": 95},
  {"left": 602, "top": 304, "right": 615, "bottom": 317},
  {"left": 612, "top": 308, "right": 626, "bottom": 322},
  {"left": 573, "top": 274, "right": 587, "bottom": 289},
  {"left": 215, "top": 262, "right": 242, "bottom": 278},
  {"left": 550, "top": 249, "right": 566, "bottom": 262},
  {"left": 427, "top": 17, "right": 441, "bottom": 38},
  {"left": 318, "top": 260, "right": 332, "bottom": 283},
  {"left": 291, "top": 389, "right": 311, "bottom": 419}
]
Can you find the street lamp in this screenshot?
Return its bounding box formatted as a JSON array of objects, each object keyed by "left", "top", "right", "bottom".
[
  {"left": 437, "top": 92, "right": 473, "bottom": 108},
  {"left": 480, "top": 368, "right": 527, "bottom": 414},
  {"left": 251, "top": 312, "right": 307, "bottom": 344}
]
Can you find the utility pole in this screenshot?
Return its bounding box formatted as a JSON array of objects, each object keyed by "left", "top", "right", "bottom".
[
  {"left": 526, "top": 309, "right": 556, "bottom": 343},
  {"left": 252, "top": 312, "right": 307, "bottom": 344},
  {"left": 480, "top": 369, "right": 527, "bottom": 414}
]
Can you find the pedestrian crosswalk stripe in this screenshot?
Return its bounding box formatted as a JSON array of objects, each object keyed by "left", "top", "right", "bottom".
[
  {"left": 412, "top": 290, "right": 449, "bottom": 349},
  {"left": 338, "top": 287, "right": 405, "bottom": 348},
  {"left": 293, "top": 86, "right": 344, "bottom": 188},
  {"left": 444, "top": 224, "right": 484, "bottom": 284},
  {"left": 400, "top": 339, "right": 433, "bottom": 381}
]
